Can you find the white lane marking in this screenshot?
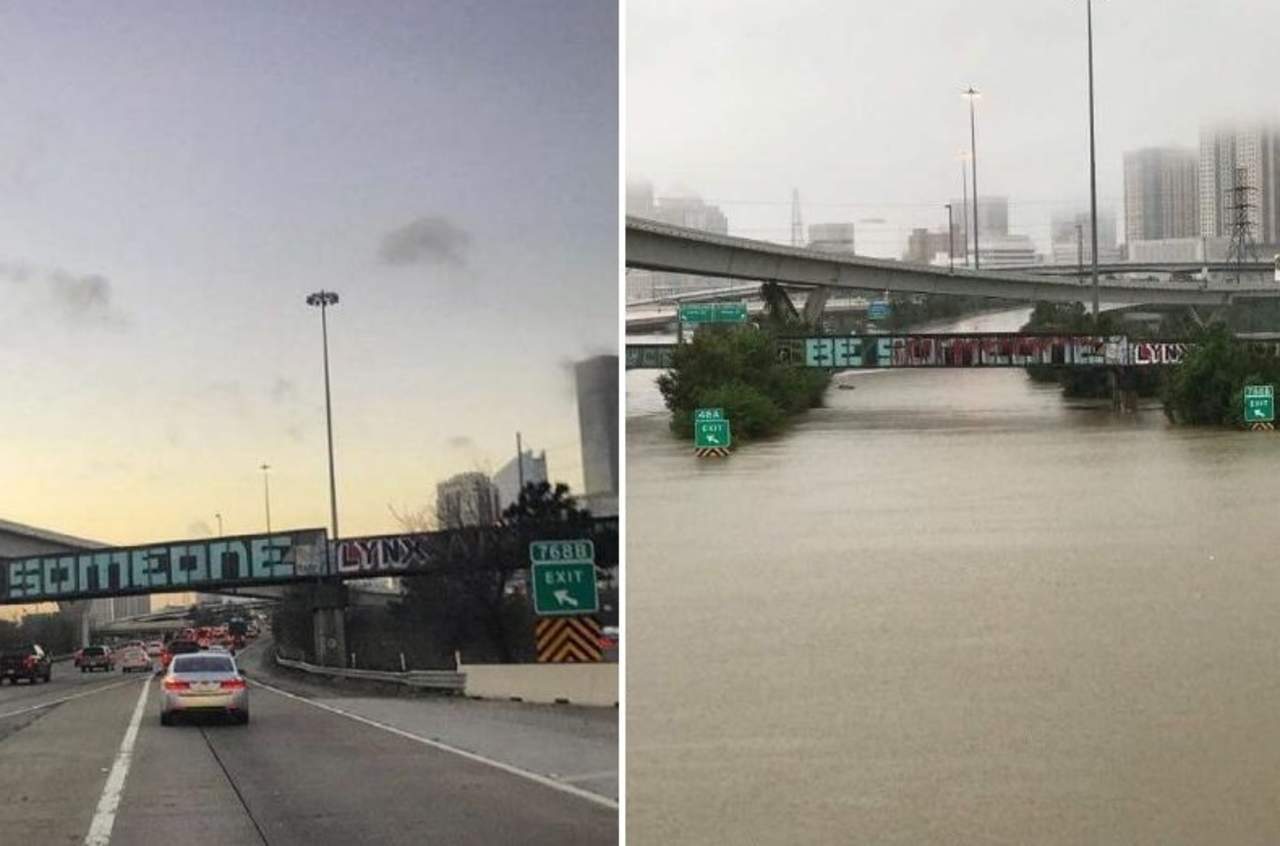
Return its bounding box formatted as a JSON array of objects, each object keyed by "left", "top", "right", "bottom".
[
  {"left": 83, "top": 675, "right": 153, "bottom": 846},
  {"left": 252, "top": 678, "right": 618, "bottom": 810},
  {"left": 0, "top": 677, "right": 140, "bottom": 721},
  {"left": 554, "top": 769, "right": 617, "bottom": 784}
]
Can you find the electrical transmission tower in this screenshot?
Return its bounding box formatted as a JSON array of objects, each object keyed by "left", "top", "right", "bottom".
[
  {"left": 790, "top": 188, "right": 803, "bottom": 247},
  {"left": 1226, "top": 165, "right": 1260, "bottom": 284}
]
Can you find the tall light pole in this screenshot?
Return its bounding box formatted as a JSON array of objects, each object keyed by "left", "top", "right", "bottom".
[
  {"left": 261, "top": 463, "right": 272, "bottom": 535},
  {"left": 958, "top": 151, "right": 970, "bottom": 265},
  {"left": 305, "top": 291, "right": 340, "bottom": 544},
  {"left": 1085, "top": 0, "right": 1101, "bottom": 320},
  {"left": 945, "top": 203, "right": 955, "bottom": 272},
  {"left": 963, "top": 86, "right": 981, "bottom": 270},
  {"left": 215, "top": 512, "right": 223, "bottom": 537}
]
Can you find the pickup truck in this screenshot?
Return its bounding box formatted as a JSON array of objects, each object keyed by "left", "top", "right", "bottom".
[{"left": 0, "top": 644, "right": 52, "bottom": 684}]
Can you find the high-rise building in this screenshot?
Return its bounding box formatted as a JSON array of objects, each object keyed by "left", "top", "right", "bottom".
[
  {"left": 807, "top": 222, "right": 855, "bottom": 253},
  {"left": 626, "top": 180, "right": 655, "bottom": 216},
  {"left": 903, "top": 227, "right": 962, "bottom": 265},
  {"left": 493, "top": 448, "right": 548, "bottom": 511},
  {"left": 1049, "top": 208, "right": 1120, "bottom": 265},
  {"left": 649, "top": 194, "right": 729, "bottom": 234},
  {"left": 1123, "top": 147, "right": 1199, "bottom": 243},
  {"left": 435, "top": 472, "right": 501, "bottom": 529},
  {"left": 575, "top": 355, "right": 618, "bottom": 517},
  {"left": 1199, "top": 122, "right": 1280, "bottom": 246}
]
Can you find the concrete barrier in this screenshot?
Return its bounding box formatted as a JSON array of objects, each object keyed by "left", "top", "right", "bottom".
[
  {"left": 459, "top": 662, "right": 617, "bottom": 707},
  {"left": 274, "top": 652, "right": 466, "bottom": 693}
]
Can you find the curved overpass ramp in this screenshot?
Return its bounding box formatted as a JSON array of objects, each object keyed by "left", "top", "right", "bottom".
[{"left": 626, "top": 217, "right": 1279, "bottom": 307}]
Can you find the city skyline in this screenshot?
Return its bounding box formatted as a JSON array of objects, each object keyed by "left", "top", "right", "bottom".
[{"left": 629, "top": 0, "right": 1279, "bottom": 259}]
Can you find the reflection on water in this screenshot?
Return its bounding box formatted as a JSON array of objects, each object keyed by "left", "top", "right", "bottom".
[{"left": 626, "top": 311, "right": 1280, "bottom": 844}]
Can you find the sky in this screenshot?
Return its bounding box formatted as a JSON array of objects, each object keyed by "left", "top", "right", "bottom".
[
  {"left": 0, "top": 1, "right": 618, "bottom": 551},
  {"left": 627, "top": 0, "right": 1280, "bottom": 257}
]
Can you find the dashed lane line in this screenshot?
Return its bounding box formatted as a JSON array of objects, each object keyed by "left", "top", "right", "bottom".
[
  {"left": 0, "top": 677, "right": 142, "bottom": 721},
  {"left": 83, "top": 675, "right": 153, "bottom": 846},
  {"left": 251, "top": 678, "right": 619, "bottom": 810}
]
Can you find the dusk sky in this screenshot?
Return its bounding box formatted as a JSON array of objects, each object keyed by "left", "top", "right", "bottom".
[
  {"left": 0, "top": 1, "right": 617, "bottom": 551},
  {"left": 628, "top": 0, "right": 1280, "bottom": 255}
]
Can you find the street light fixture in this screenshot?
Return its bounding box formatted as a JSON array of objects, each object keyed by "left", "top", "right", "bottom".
[
  {"left": 305, "top": 290, "right": 341, "bottom": 545},
  {"left": 945, "top": 203, "right": 955, "bottom": 272},
  {"left": 215, "top": 512, "right": 223, "bottom": 537},
  {"left": 962, "top": 86, "right": 981, "bottom": 270}
]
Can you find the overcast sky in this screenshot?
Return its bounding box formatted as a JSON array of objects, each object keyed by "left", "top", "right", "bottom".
[
  {"left": 628, "top": 0, "right": 1280, "bottom": 256},
  {"left": 0, "top": 1, "right": 616, "bottom": 549}
]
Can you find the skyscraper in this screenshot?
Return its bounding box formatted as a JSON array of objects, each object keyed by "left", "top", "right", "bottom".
[
  {"left": 807, "top": 222, "right": 855, "bottom": 253},
  {"left": 435, "top": 472, "right": 501, "bottom": 529},
  {"left": 1123, "top": 147, "right": 1199, "bottom": 242},
  {"left": 1199, "top": 123, "right": 1280, "bottom": 246},
  {"left": 494, "top": 448, "right": 548, "bottom": 511},
  {"left": 575, "top": 355, "right": 618, "bottom": 517}
]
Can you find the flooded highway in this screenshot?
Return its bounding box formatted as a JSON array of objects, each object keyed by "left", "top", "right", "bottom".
[{"left": 626, "top": 310, "right": 1280, "bottom": 844}]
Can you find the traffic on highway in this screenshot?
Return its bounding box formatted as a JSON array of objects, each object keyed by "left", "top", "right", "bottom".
[{"left": 0, "top": 627, "right": 616, "bottom": 845}]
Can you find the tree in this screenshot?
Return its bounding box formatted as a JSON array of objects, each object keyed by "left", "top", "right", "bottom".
[{"left": 397, "top": 481, "right": 597, "bottom": 664}]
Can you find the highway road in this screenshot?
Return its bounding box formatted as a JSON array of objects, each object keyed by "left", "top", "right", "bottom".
[{"left": 0, "top": 647, "right": 616, "bottom": 845}]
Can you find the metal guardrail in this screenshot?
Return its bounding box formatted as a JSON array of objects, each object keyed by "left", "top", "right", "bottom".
[{"left": 273, "top": 652, "right": 465, "bottom": 692}]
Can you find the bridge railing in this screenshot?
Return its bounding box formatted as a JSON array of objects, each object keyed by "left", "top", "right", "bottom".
[{"left": 273, "top": 651, "right": 466, "bottom": 693}]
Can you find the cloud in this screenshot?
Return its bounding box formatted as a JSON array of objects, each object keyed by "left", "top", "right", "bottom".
[
  {"left": 446, "top": 435, "right": 474, "bottom": 450},
  {"left": 378, "top": 216, "right": 471, "bottom": 267},
  {"left": 0, "top": 261, "right": 127, "bottom": 327},
  {"left": 269, "top": 377, "right": 298, "bottom": 404}
]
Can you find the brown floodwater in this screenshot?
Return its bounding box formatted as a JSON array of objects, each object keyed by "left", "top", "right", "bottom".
[{"left": 626, "top": 312, "right": 1280, "bottom": 844}]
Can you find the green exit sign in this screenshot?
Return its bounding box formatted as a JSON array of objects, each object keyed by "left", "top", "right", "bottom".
[
  {"left": 1244, "top": 384, "right": 1274, "bottom": 422},
  {"left": 679, "top": 303, "right": 748, "bottom": 324},
  {"left": 531, "top": 562, "right": 599, "bottom": 616},
  {"left": 694, "top": 418, "right": 731, "bottom": 448}
]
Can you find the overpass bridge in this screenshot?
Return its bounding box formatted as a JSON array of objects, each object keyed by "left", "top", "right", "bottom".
[
  {"left": 626, "top": 216, "right": 1280, "bottom": 307},
  {"left": 625, "top": 332, "right": 1278, "bottom": 371}
]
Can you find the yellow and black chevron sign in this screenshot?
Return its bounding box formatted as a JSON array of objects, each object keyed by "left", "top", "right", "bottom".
[
  {"left": 535, "top": 616, "right": 602, "bottom": 663},
  {"left": 1252, "top": 422, "right": 1275, "bottom": 431}
]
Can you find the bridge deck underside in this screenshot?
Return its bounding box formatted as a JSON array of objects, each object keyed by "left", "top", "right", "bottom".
[{"left": 626, "top": 221, "right": 1278, "bottom": 307}]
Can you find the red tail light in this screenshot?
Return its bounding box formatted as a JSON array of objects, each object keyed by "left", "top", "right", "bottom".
[
  {"left": 220, "top": 678, "right": 246, "bottom": 690},
  {"left": 163, "top": 678, "right": 190, "bottom": 691},
  {"left": 23, "top": 656, "right": 36, "bottom": 669}
]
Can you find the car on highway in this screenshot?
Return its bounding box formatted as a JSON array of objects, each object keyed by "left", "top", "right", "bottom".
[
  {"left": 159, "top": 638, "right": 202, "bottom": 671},
  {"left": 160, "top": 652, "right": 249, "bottom": 725},
  {"left": 76, "top": 645, "right": 114, "bottom": 673},
  {"left": 0, "top": 644, "right": 52, "bottom": 684},
  {"left": 116, "top": 644, "right": 152, "bottom": 673},
  {"left": 145, "top": 641, "right": 165, "bottom": 659}
]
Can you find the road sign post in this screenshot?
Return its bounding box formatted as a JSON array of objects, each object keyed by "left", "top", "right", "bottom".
[
  {"left": 1244, "top": 384, "right": 1274, "bottom": 430},
  {"left": 529, "top": 540, "right": 599, "bottom": 616},
  {"left": 693, "top": 409, "right": 731, "bottom": 457},
  {"left": 678, "top": 303, "right": 748, "bottom": 324}
]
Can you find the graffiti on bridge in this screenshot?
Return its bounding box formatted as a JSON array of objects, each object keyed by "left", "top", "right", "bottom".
[
  {"left": 334, "top": 520, "right": 618, "bottom": 578},
  {"left": 0, "top": 519, "right": 620, "bottom": 606},
  {"left": 1, "top": 529, "right": 327, "bottom": 605}
]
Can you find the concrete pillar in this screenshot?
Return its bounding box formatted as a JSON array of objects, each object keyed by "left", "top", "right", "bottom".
[
  {"left": 801, "top": 286, "right": 832, "bottom": 326},
  {"left": 310, "top": 581, "right": 348, "bottom": 668},
  {"left": 79, "top": 603, "right": 91, "bottom": 648}
]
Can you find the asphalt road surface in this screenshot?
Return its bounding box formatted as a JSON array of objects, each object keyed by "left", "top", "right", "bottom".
[{"left": 0, "top": 652, "right": 616, "bottom": 845}]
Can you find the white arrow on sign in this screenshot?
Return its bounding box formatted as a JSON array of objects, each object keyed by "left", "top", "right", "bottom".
[
  {"left": 553, "top": 589, "right": 579, "bottom": 607},
  {"left": 705, "top": 433, "right": 720, "bottom": 444}
]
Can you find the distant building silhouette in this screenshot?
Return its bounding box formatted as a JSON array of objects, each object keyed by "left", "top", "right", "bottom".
[
  {"left": 436, "top": 472, "right": 501, "bottom": 529},
  {"left": 575, "top": 356, "right": 618, "bottom": 517}
]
